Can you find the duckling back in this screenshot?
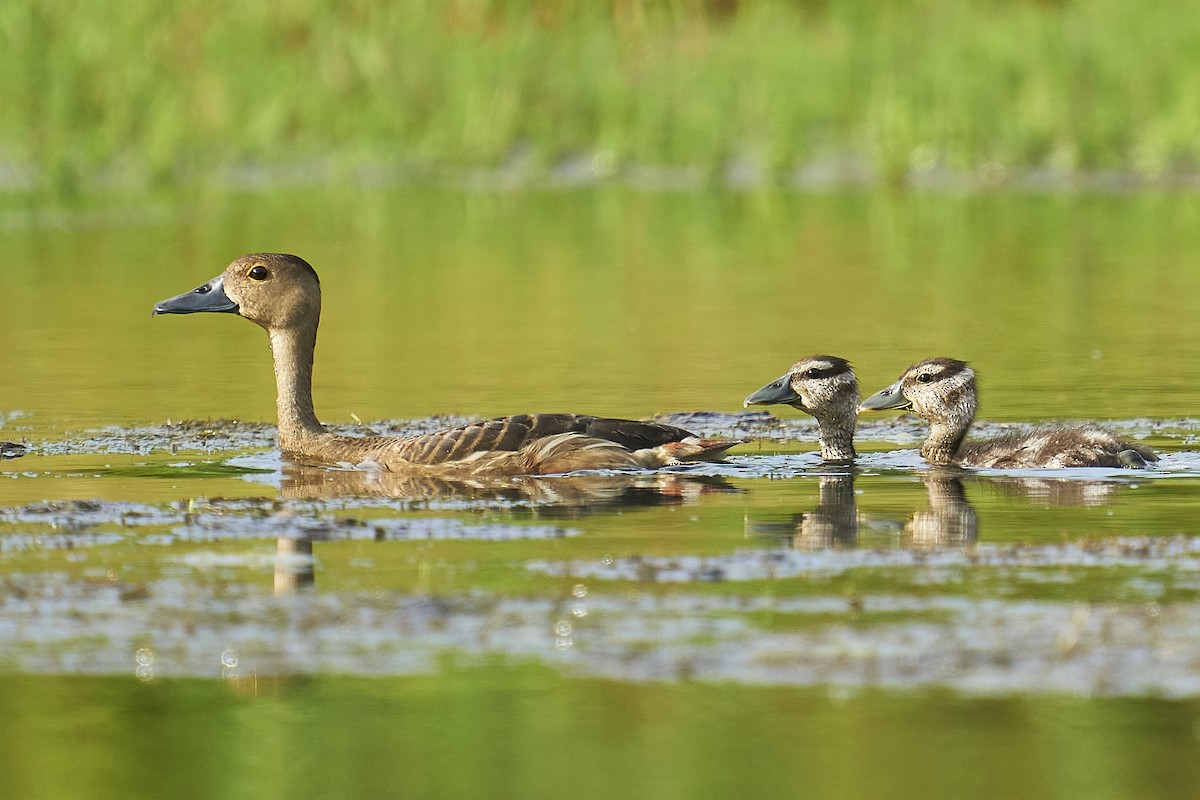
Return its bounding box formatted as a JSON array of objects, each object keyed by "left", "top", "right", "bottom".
[
  {"left": 859, "top": 357, "right": 1158, "bottom": 469},
  {"left": 956, "top": 425, "right": 1156, "bottom": 469}
]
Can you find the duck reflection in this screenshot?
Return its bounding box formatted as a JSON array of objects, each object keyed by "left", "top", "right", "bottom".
[
  {"left": 268, "top": 464, "right": 739, "bottom": 595},
  {"left": 907, "top": 472, "right": 977, "bottom": 547},
  {"left": 795, "top": 471, "right": 858, "bottom": 549},
  {"left": 908, "top": 471, "right": 1132, "bottom": 544},
  {"left": 748, "top": 465, "right": 1137, "bottom": 553},
  {"left": 273, "top": 535, "right": 315, "bottom": 593},
  {"left": 975, "top": 476, "right": 1118, "bottom": 507},
  {"left": 279, "top": 462, "right": 738, "bottom": 515},
  {"left": 748, "top": 469, "right": 978, "bottom": 550},
  {"left": 748, "top": 469, "right": 859, "bottom": 550}
]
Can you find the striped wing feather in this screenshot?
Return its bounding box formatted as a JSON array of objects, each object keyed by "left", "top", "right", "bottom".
[{"left": 362, "top": 413, "right": 700, "bottom": 467}]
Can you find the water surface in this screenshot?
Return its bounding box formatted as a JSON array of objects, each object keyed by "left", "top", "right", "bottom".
[{"left": 3, "top": 187, "right": 1200, "bottom": 798}]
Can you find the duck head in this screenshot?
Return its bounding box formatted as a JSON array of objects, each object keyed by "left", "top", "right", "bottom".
[
  {"left": 744, "top": 355, "right": 858, "bottom": 421},
  {"left": 859, "top": 357, "right": 977, "bottom": 425},
  {"left": 154, "top": 253, "right": 321, "bottom": 331}
]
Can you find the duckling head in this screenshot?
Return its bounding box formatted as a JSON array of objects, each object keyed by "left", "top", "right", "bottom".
[
  {"left": 859, "top": 357, "right": 977, "bottom": 426},
  {"left": 744, "top": 355, "right": 858, "bottom": 423},
  {"left": 154, "top": 253, "right": 321, "bottom": 332}
]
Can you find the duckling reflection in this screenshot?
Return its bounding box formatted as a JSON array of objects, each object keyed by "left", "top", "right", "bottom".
[
  {"left": 278, "top": 462, "right": 739, "bottom": 516},
  {"left": 906, "top": 472, "right": 1129, "bottom": 546},
  {"left": 747, "top": 470, "right": 859, "bottom": 550},
  {"left": 907, "top": 472, "right": 978, "bottom": 547},
  {"left": 977, "top": 476, "right": 1119, "bottom": 507}
]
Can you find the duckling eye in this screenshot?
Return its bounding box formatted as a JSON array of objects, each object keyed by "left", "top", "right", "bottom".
[
  {"left": 916, "top": 373, "right": 934, "bottom": 384},
  {"left": 803, "top": 368, "right": 822, "bottom": 379},
  {"left": 247, "top": 265, "right": 270, "bottom": 281}
]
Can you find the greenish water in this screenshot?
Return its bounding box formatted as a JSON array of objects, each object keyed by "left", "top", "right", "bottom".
[
  {"left": 5, "top": 188, "right": 1200, "bottom": 429},
  {"left": 3, "top": 670, "right": 1197, "bottom": 800},
  {"left": 4, "top": 187, "right": 1200, "bottom": 798}
]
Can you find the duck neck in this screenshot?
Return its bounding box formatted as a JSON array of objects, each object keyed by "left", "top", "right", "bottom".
[
  {"left": 918, "top": 378, "right": 977, "bottom": 466},
  {"left": 268, "top": 324, "right": 327, "bottom": 450},
  {"left": 816, "top": 415, "right": 856, "bottom": 463},
  {"left": 921, "top": 419, "right": 969, "bottom": 465},
  {"left": 814, "top": 398, "right": 857, "bottom": 464}
]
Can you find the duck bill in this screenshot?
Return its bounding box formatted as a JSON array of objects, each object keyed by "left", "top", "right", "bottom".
[
  {"left": 858, "top": 379, "right": 911, "bottom": 412},
  {"left": 153, "top": 275, "right": 238, "bottom": 315},
  {"left": 743, "top": 374, "right": 800, "bottom": 407}
]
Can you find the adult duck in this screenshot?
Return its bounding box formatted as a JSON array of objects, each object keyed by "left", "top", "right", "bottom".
[{"left": 154, "top": 253, "right": 740, "bottom": 475}]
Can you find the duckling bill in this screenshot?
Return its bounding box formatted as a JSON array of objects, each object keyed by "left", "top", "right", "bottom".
[
  {"left": 154, "top": 253, "right": 742, "bottom": 475},
  {"left": 859, "top": 357, "right": 1157, "bottom": 469}
]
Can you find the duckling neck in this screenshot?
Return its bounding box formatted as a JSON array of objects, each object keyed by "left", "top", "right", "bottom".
[
  {"left": 268, "top": 325, "right": 328, "bottom": 449},
  {"left": 922, "top": 420, "right": 969, "bottom": 465},
  {"left": 817, "top": 415, "right": 856, "bottom": 463}
]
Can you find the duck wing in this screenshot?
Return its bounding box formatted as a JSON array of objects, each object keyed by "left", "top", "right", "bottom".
[{"left": 361, "top": 413, "right": 739, "bottom": 468}]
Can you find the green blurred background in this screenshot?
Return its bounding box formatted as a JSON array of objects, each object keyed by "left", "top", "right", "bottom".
[
  {"left": 4, "top": 1, "right": 1200, "bottom": 434},
  {"left": 5, "top": 0, "right": 1200, "bottom": 192}
]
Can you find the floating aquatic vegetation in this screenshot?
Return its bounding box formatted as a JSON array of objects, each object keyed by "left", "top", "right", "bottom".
[
  {"left": 529, "top": 536, "right": 1200, "bottom": 584},
  {"left": 2, "top": 570, "right": 1200, "bottom": 697}
]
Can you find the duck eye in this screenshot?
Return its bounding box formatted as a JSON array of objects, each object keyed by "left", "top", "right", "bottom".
[
  {"left": 803, "top": 368, "right": 821, "bottom": 379},
  {"left": 247, "top": 265, "right": 270, "bottom": 281},
  {"left": 916, "top": 373, "right": 934, "bottom": 384}
]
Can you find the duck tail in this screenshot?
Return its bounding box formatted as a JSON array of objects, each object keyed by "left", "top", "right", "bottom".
[
  {"left": 633, "top": 437, "right": 745, "bottom": 467},
  {"left": 519, "top": 433, "right": 644, "bottom": 474},
  {"left": 1118, "top": 444, "right": 1158, "bottom": 469},
  {"left": 517, "top": 433, "right": 744, "bottom": 474}
]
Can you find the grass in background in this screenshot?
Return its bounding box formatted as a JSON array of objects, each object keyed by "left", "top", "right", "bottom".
[{"left": 3, "top": 0, "right": 1200, "bottom": 190}]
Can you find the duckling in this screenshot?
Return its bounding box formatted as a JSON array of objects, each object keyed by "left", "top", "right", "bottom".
[
  {"left": 0, "top": 442, "right": 25, "bottom": 459},
  {"left": 153, "top": 253, "right": 741, "bottom": 476},
  {"left": 743, "top": 355, "right": 858, "bottom": 463},
  {"left": 859, "top": 357, "right": 1156, "bottom": 469}
]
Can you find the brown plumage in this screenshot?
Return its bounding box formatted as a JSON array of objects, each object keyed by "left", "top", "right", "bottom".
[
  {"left": 154, "top": 253, "right": 741, "bottom": 475},
  {"left": 859, "top": 357, "right": 1157, "bottom": 469}
]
